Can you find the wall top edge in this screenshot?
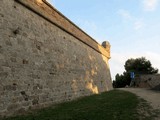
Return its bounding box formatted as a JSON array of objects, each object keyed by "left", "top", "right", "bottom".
[{"left": 15, "top": 0, "right": 110, "bottom": 59}]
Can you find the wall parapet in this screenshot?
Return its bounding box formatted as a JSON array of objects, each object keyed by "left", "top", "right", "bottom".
[{"left": 15, "top": 0, "right": 110, "bottom": 58}]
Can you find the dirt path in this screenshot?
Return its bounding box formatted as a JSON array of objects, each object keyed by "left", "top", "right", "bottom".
[
  {"left": 118, "top": 88, "right": 160, "bottom": 119},
  {"left": 119, "top": 88, "right": 160, "bottom": 109}
]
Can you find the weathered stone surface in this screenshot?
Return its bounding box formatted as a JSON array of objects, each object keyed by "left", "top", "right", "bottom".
[
  {"left": 0, "top": 0, "right": 113, "bottom": 117},
  {"left": 135, "top": 74, "right": 160, "bottom": 89},
  {"left": 7, "top": 103, "right": 20, "bottom": 112}
]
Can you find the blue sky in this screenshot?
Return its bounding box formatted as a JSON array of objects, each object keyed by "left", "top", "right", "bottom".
[{"left": 47, "top": 0, "right": 160, "bottom": 80}]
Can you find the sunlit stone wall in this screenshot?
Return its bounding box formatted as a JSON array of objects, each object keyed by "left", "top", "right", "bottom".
[{"left": 0, "top": 0, "right": 113, "bottom": 117}]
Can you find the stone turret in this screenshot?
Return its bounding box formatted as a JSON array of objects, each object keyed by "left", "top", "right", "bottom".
[{"left": 102, "top": 41, "right": 111, "bottom": 58}]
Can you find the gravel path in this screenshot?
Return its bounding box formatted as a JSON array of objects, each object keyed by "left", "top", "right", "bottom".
[
  {"left": 118, "top": 88, "right": 160, "bottom": 119},
  {"left": 118, "top": 88, "right": 160, "bottom": 109}
]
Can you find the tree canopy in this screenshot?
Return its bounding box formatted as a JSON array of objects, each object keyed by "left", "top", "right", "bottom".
[
  {"left": 124, "top": 57, "right": 158, "bottom": 74},
  {"left": 113, "top": 57, "right": 158, "bottom": 88}
]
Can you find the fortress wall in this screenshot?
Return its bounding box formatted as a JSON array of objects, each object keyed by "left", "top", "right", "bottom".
[
  {"left": 136, "top": 74, "right": 160, "bottom": 89},
  {"left": 0, "top": 0, "right": 112, "bottom": 117}
]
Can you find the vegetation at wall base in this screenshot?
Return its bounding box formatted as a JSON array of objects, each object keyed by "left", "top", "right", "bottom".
[{"left": 2, "top": 90, "right": 159, "bottom": 120}]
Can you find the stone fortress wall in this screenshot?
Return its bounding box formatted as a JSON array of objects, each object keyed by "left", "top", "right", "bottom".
[
  {"left": 0, "top": 0, "right": 113, "bottom": 117},
  {"left": 135, "top": 74, "right": 160, "bottom": 90}
]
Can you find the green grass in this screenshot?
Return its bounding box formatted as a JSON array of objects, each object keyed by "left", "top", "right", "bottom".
[{"left": 2, "top": 90, "right": 159, "bottom": 120}]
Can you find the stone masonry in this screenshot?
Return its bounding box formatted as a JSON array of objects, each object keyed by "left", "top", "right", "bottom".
[
  {"left": 0, "top": 0, "right": 113, "bottom": 117},
  {"left": 135, "top": 74, "right": 160, "bottom": 90}
]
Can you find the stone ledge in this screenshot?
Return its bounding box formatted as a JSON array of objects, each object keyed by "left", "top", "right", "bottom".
[{"left": 15, "top": 0, "right": 110, "bottom": 58}]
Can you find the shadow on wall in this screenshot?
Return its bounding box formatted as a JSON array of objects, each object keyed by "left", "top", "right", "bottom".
[{"left": 69, "top": 42, "right": 112, "bottom": 95}]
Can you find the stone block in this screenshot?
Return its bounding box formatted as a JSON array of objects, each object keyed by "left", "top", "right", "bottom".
[
  {"left": 7, "top": 103, "right": 20, "bottom": 112},
  {"left": 3, "top": 85, "right": 17, "bottom": 91}
]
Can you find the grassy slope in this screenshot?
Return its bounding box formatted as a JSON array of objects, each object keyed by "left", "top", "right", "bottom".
[{"left": 3, "top": 90, "right": 158, "bottom": 120}]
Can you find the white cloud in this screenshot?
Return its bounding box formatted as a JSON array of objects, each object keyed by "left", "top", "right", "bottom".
[
  {"left": 110, "top": 52, "right": 129, "bottom": 80},
  {"left": 144, "top": 52, "right": 160, "bottom": 70},
  {"left": 134, "top": 19, "right": 145, "bottom": 30},
  {"left": 117, "top": 9, "right": 132, "bottom": 20},
  {"left": 117, "top": 9, "right": 145, "bottom": 30},
  {"left": 143, "top": 0, "right": 159, "bottom": 11},
  {"left": 77, "top": 19, "right": 97, "bottom": 32}
]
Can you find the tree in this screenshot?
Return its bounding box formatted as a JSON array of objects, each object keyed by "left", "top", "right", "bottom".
[
  {"left": 113, "top": 72, "right": 130, "bottom": 88},
  {"left": 124, "top": 57, "right": 158, "bottom": 74},
  {"left": 113, "top": 57, "right": 158, "bottom": 88}
]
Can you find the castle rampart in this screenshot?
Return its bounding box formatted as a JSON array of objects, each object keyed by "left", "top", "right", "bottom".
[{"left": 0, "top": 0, "right": 112, "bottom": 117}]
